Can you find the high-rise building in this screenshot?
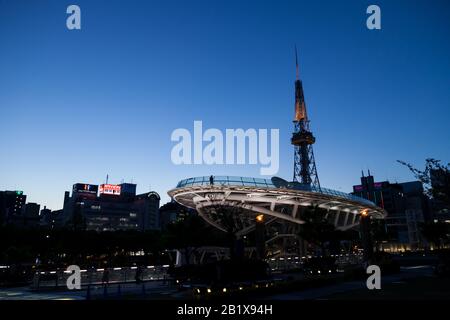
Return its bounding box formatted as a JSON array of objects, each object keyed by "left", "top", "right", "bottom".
[
  {"left": 352, "top": 171, "right": 430, "bottom": 251},
  {"left": 21, "top": 202, "right": 41, "bottom": 227},
  {"left": 40, "top": 206, "right": 65, "bottom": 229},
  {"left": 159, "top": 200, "right": 194, "bottom": 230},
  {"left": 0, "top": 190, "right": 26, "bottom": 225},
  {"left": 62, "top": 182, "right": 160, "bottom": 232},
  {"left": 135, "top": 191, "right": 161, "bottom": 230},
  {"left": 40, "top": 206, "right": 52, "bottom": 227}
]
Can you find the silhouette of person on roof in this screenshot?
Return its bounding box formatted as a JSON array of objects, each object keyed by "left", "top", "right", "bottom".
[
  {"left": 209, "top": 175, "right": 214, "bottom": 185},
  {"left": 135, "top": 266, "right": 143, "bottom": 284},
  {"left": 102, "top": 268, "right": 110, "bottom": 286}
]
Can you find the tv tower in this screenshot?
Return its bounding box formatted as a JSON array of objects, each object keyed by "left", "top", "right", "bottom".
[{"left": 291, "top": 47, "right": 321, "bottom": 190}]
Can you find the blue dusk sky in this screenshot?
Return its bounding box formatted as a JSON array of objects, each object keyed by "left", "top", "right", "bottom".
[{"left": 0, "top": 0, "right": 449, "bottom": 210}]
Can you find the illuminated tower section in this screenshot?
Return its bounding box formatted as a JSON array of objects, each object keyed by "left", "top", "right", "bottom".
[{"left": 291, "top": 49, "right": 320, "bottom": 189}]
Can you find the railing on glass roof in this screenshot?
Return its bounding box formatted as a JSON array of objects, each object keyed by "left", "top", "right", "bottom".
[{"left": 175, "top": 176, "right": 375, "bottom": 207}]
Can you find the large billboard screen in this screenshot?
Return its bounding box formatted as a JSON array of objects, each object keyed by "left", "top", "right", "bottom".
[
  {"left": 99, "top": 184, "right": 121, "bottom": 196},
  {"left": 73, "top": 184, "right": 98, "bottom": 194}
]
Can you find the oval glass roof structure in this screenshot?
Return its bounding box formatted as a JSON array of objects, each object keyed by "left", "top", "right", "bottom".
[{"left": 169, "top": 176, "right": 386, "bottom": 236}]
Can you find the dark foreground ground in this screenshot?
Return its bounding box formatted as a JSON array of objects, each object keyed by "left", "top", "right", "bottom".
[
  {"left": 323, "top": 274, "right": 450, "bottom": 300},
  {"left": 1, "top": 265, "right": 449, "bottom": 300}
]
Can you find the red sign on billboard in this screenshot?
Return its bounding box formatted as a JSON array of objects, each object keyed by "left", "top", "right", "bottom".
[{"left": 99, "top": 184, "right": 121, "bottom": 195}]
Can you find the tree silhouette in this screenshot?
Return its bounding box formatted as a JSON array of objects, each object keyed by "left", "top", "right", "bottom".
[
  {"left": 419, "top": 222, "right": 449, "bottom": 249},
  {"left": 398, "top": 158, "right": 450, "bottom": 248},
  {"left": 398, "top": 158, "right": 449, "bottom": 206},
  {"left": 298, "top": 206, "right": 340, "bottom": 255},
  {"left": 163, "top": 215, "right": 214, "bottom": 265}
]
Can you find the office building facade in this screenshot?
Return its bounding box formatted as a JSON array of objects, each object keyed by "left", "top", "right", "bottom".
[
  {"left": 352, "top": 172, "right": 430, "bottom": 251},
  {"left": 0, "top": 190, "right": 27, "bottom": 226},
  {"left": 62, "top": 183, "right": 160, "bottom": 232}
]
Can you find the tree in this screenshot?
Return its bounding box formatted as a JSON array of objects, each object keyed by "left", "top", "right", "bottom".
[
  {"left": 398, "top": 158, "right": 450, "bottom": 248},
  {"left": 371, "top": 219, "right": 396, "bottom": 243},
  {"left": 298, "top": 206, "right": 338, "bottom": 255},
  {"left": 419, "top": 222, "right": 449, "bottom": 249},
  {"left": 398, "top": 158, "right": 450, "bottom": 206},
  {"left": 163, "top": 215, "right": 213, "bottom": 265}
]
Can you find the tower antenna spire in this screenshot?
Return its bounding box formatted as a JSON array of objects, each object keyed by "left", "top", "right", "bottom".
[{"left": 291, "top": 49, "right": 320, "bottom": 190}]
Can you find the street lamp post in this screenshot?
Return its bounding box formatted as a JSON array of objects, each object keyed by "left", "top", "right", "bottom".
[
  {"left": 255, "top": 214, "right": 266, "bottom": 260},
  {"left": 360, "top": 210, "right": 374, "bottom": 264}
]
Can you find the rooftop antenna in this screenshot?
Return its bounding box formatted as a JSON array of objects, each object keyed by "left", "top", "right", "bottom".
[
  {"left": 106, "top": 174, "right": 109, "bottom": 184},
  {"left": 361, "top": 170, "right": 365, "bottom": 177},
  {"left": 368, "top": 169, "right": 371, "bottom": 176},
  {"left": 295, "top": 45, "right": 299, "bottom": 80}
]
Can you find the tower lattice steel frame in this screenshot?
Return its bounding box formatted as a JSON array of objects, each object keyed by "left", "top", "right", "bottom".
[{"left": 291, "top": 48, "right": 321, "bottom": 190}]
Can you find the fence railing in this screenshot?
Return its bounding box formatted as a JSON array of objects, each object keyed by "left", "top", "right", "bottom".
[
  {"left": 31, "top": 265, "right": 171, "bottom": 291},
  {"left": 176, "top": 176, "right": 376, "bottom": 207}
]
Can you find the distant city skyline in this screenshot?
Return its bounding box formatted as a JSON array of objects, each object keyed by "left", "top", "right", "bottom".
[{"left": 1, "top": 0, "right": 450, "bottom": 210}]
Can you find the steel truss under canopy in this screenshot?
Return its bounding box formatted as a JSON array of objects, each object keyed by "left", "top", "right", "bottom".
[{"left": 168, "top": 176, "right": 386, "bottom": 238}]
